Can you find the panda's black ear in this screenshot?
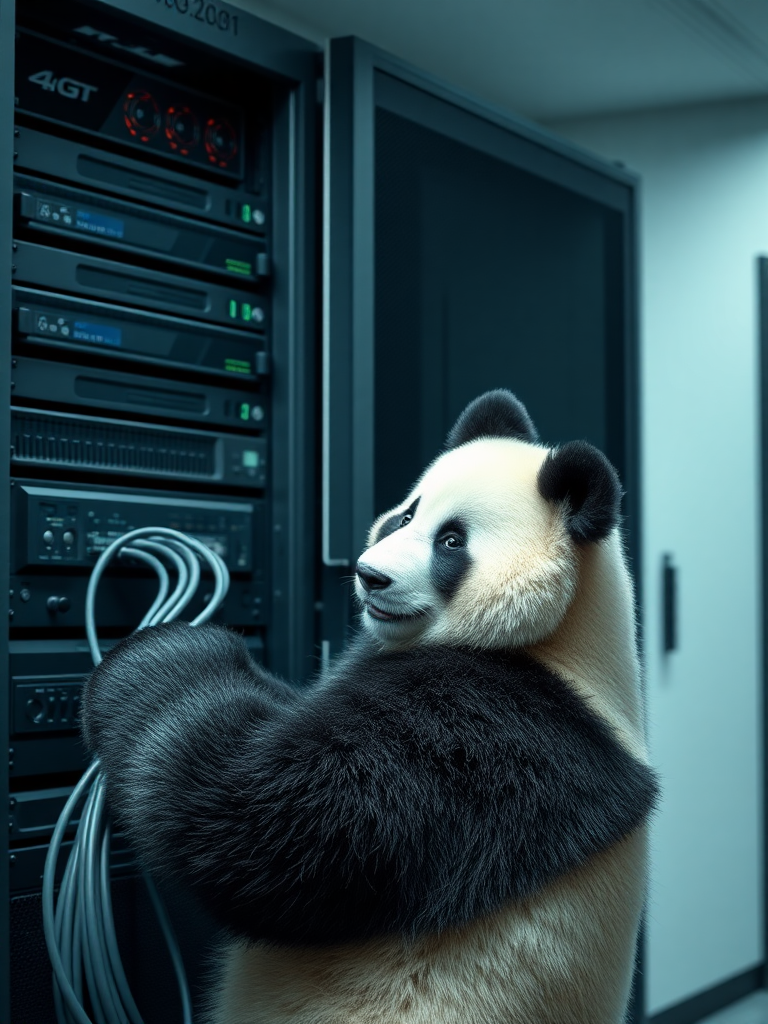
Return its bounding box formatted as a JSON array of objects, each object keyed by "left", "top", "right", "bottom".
[
  {"left": 537, "top": 441, "right": 622, "bottom": 543},
  {"left": 445, "top": 390, "right": 539, "bottom": 450}
]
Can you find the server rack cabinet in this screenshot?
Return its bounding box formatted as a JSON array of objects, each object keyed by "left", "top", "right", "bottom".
[
  {"left": 0, "top": 0, "right": 14, "bottom": 1020},
  {"left": 1, "top": 2, "right": 317, "bottom": 1021},
  {"left": 1, "top": 7, "right": 641, "bottom": 1024}
]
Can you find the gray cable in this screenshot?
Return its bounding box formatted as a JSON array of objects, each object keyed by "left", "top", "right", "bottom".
[
  {"left": 44, "top": 528, "right": 231, "bottom": 1024},
  {"left": 135, "top": 540, "right": 196, "bottom": 623},
  {"left": 118, "top": 549, "right": 170, "bottom": 632},
  {"left": 43, "top": 760, "right": 101, "bottom": 1024},
  {"left": 99, "top": 824, "right": 143, "bottom": 1024},
  {"left": 78, "top": 785, "right": 108, "bottom": 1024},
  {"left": 191, "top": 549, "right": 230, "bottom": 626}
]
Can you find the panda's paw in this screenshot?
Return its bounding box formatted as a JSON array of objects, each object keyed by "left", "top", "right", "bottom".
[{"left": 81, "top": 621, "right": 257, "bottom": 758}]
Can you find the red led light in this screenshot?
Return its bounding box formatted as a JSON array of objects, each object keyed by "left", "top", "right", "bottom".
[
  {"left": 123, "top": 90, "right": 160, "bottom": 140},
  {"left": 165, "top": 105, "right": 199, "bottom": 157},
  {"left": 204, "top": 119, "right": 238, "bottom": 166}
]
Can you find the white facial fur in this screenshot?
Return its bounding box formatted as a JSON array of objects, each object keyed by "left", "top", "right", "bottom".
[{"left": 356, "top": 438, "right": 579, "bottom": 650}]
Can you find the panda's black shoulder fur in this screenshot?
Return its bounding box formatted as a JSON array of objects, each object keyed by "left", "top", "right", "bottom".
[{"left": 82, "top": 621, "right": 658, "bottom": 947}]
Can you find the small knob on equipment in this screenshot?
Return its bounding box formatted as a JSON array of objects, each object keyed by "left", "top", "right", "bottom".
[{"left": 25, "top": 698, "right": 45, "bottom": 724}]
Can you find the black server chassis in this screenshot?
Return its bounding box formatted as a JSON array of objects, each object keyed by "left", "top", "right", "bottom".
[{"left": 8, "top": 19, "right": 273, "bottom": 916}]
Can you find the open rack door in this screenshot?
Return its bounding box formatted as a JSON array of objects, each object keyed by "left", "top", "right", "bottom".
[{"left": 323, "top": 36, "right": 640, "bottom": 580}]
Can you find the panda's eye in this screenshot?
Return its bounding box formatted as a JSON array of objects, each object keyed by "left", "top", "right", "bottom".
[
  {"left": 442, "top": 534, "right": 463, "bottom": 549},
  {"left": 400, "top": 513, "right": 413, "bottom": 528}
]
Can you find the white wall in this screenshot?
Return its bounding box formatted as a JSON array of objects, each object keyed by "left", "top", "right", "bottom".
[{"left": 549, "top": 98, "right": 768, "bottom": 1016}]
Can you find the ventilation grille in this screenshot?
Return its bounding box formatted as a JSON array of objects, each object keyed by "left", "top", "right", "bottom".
[{"left": 12, "top": 411, "right": 216, "bottom": 478}]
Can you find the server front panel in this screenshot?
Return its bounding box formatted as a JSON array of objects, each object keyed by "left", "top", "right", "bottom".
[{"left": 6, "top": 6, "right": 284, "bottom": 1019}]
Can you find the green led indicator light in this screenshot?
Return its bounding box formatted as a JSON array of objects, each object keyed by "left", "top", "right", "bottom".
[
  {"left": 240, "top": 403, "right": 250, "bottom": 421},
  {"left": 242, "top": 450, "right": 259, "bottom": 469},
  {"left": 228, "top": 299, "right": 238, "bottom": 319},
  {"left": 225, "top": 258, "right": 253, "bottom": 276},
  {"left": 241, "top": 203, "right": 251, "bottom": 223},
  {"left": 241, "top": 303, "right": 252, "bottom": 322},
  {"left": 224, "top": 358, "right": 252, "bottom": 374}
]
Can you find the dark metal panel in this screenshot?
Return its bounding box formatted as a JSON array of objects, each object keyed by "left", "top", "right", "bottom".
[
  {"left": 268, "top": 73, "right": 318, "bottom": 681},
  {"left": 374, "top": 70, "right": 635, "bottom": 211},
  {"left": 0, "top": 0, "right": 15, "bottom": 1017},
  {"left": 322, "top": 38, "right": 353, "bottom": 567},
  {"left": 325, "top": 36, "right": 639, "bottom": 569},
  {"left": 628, "top": 184, "right": 645, "bottom": 1024},
  {"left": 625, "top": 184, "right": 643, "bottom": 593},
  {"left": 74, "top": 0, "right": 318, "bottom": 83},
  {"left": 323, "top": 37, "right": 376, "bottom": 569},
  {"left": 355, "top": 39, "right": 638, "bottom": 192}
]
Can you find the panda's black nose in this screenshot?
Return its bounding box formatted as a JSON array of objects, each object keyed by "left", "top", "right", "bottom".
[{"left": 356, "top": 563, "right": 392, "bottom": 592}]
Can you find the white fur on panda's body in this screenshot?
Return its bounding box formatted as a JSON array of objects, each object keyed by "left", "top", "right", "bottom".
[
  {"left": 81, "top": 392, "right": 656, "bottom": 1024},
  {"left": 213, "top": 834, "right": 646, "bottom": 1024},
  {"left": 212, "top": 513, "right": 648, "bottom": 1024}
]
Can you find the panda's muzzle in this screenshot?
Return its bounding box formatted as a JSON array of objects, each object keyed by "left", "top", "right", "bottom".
[
  {"left": 356, "top": 561, "right": 429, "bottom": 625},
  {"left": 356, "top": 563, "right": 392, "bottom": 593}
]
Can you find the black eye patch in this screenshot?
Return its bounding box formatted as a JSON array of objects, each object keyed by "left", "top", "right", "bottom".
[
  {"left": 374, "top": 496, "right": 421, "bottom": 543},
  {"left": 431, "top": 518, "right": 471, "bottom": 599}
]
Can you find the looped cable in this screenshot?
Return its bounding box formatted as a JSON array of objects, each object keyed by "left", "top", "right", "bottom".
[{"left": 43, "top": 528, "right": 231, "bottom": 1024}]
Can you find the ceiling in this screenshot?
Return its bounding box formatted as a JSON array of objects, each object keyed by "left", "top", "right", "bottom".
[{"left": 228, "top": 0, "right": 768, "bottom": 121}]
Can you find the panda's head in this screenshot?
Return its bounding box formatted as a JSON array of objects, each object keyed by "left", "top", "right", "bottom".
[{"left": 355, "top": 390, "right": 622, "bottom": 650}]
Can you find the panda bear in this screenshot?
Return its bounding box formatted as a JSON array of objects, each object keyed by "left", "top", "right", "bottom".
[{"left": 82, "top": 389, "right": 658, "bottom": 1024}]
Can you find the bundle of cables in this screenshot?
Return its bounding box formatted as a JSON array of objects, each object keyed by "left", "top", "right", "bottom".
[{"left": 42, "top": 526, "right": 231, "bottom": 1024}]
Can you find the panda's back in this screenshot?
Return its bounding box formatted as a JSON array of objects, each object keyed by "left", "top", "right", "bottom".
[{"left": 205, "top": 640, "right": 654, "bottom": 1024}]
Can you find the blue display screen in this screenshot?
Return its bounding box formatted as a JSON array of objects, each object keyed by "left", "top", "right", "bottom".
[
  {"left": 75, "top": 209, "right": 125, "bottom": 239},
  {"left": 72, "top": 322, "right": 123, "bottom": 348}
]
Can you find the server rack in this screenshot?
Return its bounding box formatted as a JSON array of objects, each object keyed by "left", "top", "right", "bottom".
[
  {"left": 1, "top": 3, "right": 317, "bottom": 1020},
  {"left": 0, "top": 3, "right": 641, "bottom": 1021}
]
